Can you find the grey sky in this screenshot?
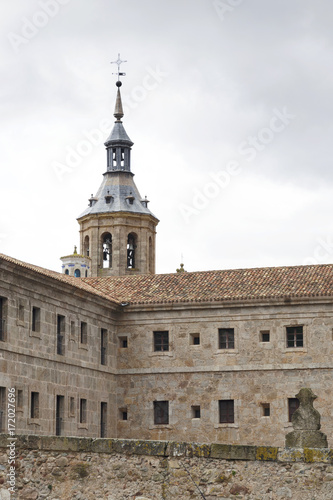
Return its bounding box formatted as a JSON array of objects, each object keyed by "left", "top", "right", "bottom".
[{"left": 1, "top": 0, "right": 333, "bottom": 273}]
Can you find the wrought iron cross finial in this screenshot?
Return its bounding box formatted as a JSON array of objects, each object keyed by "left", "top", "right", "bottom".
[{"left": 111, "top": 53, "right": 127, "bottom": 81}]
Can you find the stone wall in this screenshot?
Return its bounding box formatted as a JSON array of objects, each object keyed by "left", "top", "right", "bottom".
[{"left": 1, "top": 436, "right": 333, "bottom": 500}]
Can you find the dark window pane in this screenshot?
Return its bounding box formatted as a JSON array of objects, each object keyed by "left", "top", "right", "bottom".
[
  {"left": 154, "top": 401, "right": 169, "bottom": 425},
  {"left": 154, "top": 331, "right": 169, "bottom": 352},
  {"left": 219, "top": 400, "right": 234, "bottom": 423},
  {"left": 288, "top": 398, "right": 300, "bottom": 422},
  {"left": 218, "top": 329, "right": 234, "bottom": 349}
]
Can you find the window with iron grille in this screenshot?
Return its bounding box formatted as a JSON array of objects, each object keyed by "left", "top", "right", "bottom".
[
  {"left": 288, "top": 398, "right": 300, "bottom": 422},
  {"left": 101, "top": 329, "right": 107, "bottom": 365},
  {"left": 218, "top": 328, "right": 235, "bottom": 349},
  {"left": 80, "top": 322, "right": 87, "bottom": 344},
  {"left": 57, "top": 315, "right": 65, "bottom": 355},
  {"left": 219, "top": 400, "right": 234, "bottom": 423},
  {"left": 154, "top": 331, "right": 169, "bottom": 352},
  {"left": 80, "top": 398, "right": 87, "bottom": 424},
  {"left": 286, "top": 326, "right": 303, "bottom": 348},
  {"left": 154, "top": 401, "right": 169, "bottom": 425},
  {"left": 32, "top": 307, "right": 41, "bottom": 333},
  {"left": 31, "top": 392, "right": 39, "bottom": 419}
]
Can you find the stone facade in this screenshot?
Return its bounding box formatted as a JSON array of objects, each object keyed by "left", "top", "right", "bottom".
[
  {"left": 1, "top": 436, "right": 333, "bottom": 499},
  {"left": 1, "top": 254, "right": 333, "bottom": 448}
]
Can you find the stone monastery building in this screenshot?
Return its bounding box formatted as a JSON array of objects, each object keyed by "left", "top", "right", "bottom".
[{"left": 1, "top": 77, "right": 333, "bottom": 448}]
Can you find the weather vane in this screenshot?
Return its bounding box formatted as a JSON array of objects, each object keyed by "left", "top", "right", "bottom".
[{"left": 111, "top": 53, "right": 127, "bottom": 82}]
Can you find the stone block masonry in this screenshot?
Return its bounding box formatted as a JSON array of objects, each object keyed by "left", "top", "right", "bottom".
[{"left": 1, "top": 436, "right": 333, "bottom": 499}]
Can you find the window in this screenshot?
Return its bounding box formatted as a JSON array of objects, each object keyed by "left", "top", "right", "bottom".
[
  {"left": 288, "top": 398, "right": 300, "bottom": 422},
  {"left": 261, "top": 403, "right": 270, "bottom": 417},
  {"left": 0, "top": 387, "right": 5, "bottom": 432},
  {"left": 101, "top": 329, "right": 107, "bottom": 365},
  {"left": 119, "top": 336, "right": 128, "bottom": 348},
  {"left": 127, "top": 233, "right": 137, "bottom": 269},
  {"left": 190, "top": 333, "right": 200, "bottom": 345},
  {"left": 84, "top": 236, "right": 90, "bottom": 257},
  {"left": 219, "top": 400, "right": 234, "bottom": 423},
  {"left": 32, "top": 307, "right": 41, "bottom": 333},
  {"left": 0, "top": 298, "right": 6, "bottom": 342},
  {"left": 286, "top": 326, "right": 303, "bottom": 348},
  {"left": 154, "top": 331, "right": 169, "bottom": 352},
  {"left": 31, "top": 392, "right": 39, "bottom": 419},
  {"left": 56, "top": 395, "right": 64, "bottom": 436},
  {"left": 101, "top": 402, "right": 107, "bottom": 437},
  {"left": 119, "top": 408, "right": 128, "bottom": 421},
  {"left": 102, "top": 233, "right": 112, "bottom": 269},
  {"left": 74, "top": 269, "right": 81, "bottom": 278},
  {"left": 260, "top": 331, "right": 270, "bottom": 343},
  {"left": 154, "top": 401, "right": 169, "bottom": 425},
  {"left": 57, "top": 315, "right": 65, "bottom": 355},
  {"left": 191, "top": 405, "right": 201, "bottom": 419},
  {"left": 65, "top": 269, "right": 69, "bottom": 275},
  {"left": 80, "top": 398, "right": 87, "bottom": 424},
  {"left": 218, "top": 328, "right": 235, "bottom": 349},
  {"left": 80, "top": 322, "right": 87, "bottom": 344}
]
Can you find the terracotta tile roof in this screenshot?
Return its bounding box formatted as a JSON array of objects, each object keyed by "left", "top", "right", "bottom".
[
  {"left": 2, "top": 252, "right": 333, "bottom": 306},
  {"left": 83, "top": 264, "right": 333, "bottom": 305},
  {"left": 0, "top": 253, "right": 115, "bottom": 303}
]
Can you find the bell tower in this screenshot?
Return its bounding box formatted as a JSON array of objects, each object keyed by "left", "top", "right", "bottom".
[{"left": 77, "top": 61, "right": 159, "bottom": 277}]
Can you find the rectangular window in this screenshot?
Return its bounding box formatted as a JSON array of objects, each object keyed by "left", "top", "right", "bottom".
[
  {"left": 32, "top": 307, "right": 41, "bottom": 333},
  {"left": 100, "top": 402, "right": 107, "bottom": 438},
  {"left": 80, "top": 322, "right": 87, "bottom": 344},
  {"left": 31, "top": 392, "right": 39, "bottom": 419},
  {"left": 101, "top": 329, "right": 107, "bottom": 365},
  {"left": 219, "top": 400, "right": 234, "bottom": 423},
  {"left": 261, "top": 403, "right": 270, "bottom": 417},
  {"left": 80, "top": 398, "right": 87, "bottom": 424},
  {"left": 286, "top": 326, "right": 303, "bottom": 348},
  {"left": 190, "top": 333, "right": 200, "bottom": 345},
  {"left": 154, "top": 331, "right": 169, "bottom": 352},
  {"left": 56, "top": 395, "right": 64, "bottom": 436},
  {"left": 0, "top": 298, "right": 6, "bottom": 342},
  {"left": 154, "top": 400, "right": 169, "bottom": 425},
  {"left": 119, "top": 336, "right": 128, "bottom": 348},
  {"left": 191, "top": 405, "right": 201, "bottom": 419},
  {"left": 0, "top": 387, "right": 5, "bottom": 432},
  {"left": 218, "top": 328, "right": 235, "bottom": 349},
  {"left": 288, "top": 398, "right": 300, "bottom": 422},
  {"left": 57, "top": 315, "right": 65, "bottom": 355},
  {"left": 260, "top": 331, "right": 270, "bottom": 343}
]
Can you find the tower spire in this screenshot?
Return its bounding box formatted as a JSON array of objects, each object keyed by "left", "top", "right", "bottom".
[{"left": 114, "top": 82, "right": 124, "bottom": 122}]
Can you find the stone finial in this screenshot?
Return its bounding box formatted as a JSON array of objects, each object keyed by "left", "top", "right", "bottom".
[
  {"left": 114, "top": 87, "right": 124, "bottom": 122},
  {"left": 292, "top": 388, "right": 320, "bottom": 431},
  {"left": 285, "top": 388, "right": 328, "bottom": 448}
]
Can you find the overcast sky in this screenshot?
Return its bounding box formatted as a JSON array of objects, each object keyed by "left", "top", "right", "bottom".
[{"left": 1, "top": 0, "right": 333, "bottom": 274}]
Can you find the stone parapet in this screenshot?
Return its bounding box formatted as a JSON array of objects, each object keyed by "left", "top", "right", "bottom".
[{"left": 1, "top": 434, "right": 333, "bottom": 463}]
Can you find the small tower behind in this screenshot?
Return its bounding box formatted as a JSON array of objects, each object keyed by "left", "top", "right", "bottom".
[{"left": 77, "top": 69, "right": 159, "bottom": 277}]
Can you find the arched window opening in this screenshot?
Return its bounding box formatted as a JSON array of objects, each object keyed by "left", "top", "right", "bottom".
[
  {"left": 65, "top": 269, "right": 69, "bottom": 275},
  {"left": 84, "top": 236, "right": 90, "bottom": 257},
  {"left": 149, "top": 237, "right": 153, "bottom": 273},
  {"left": 102, "top": 233, "right": 112, "bottom": 269},
  {"left": 112, "top": 148, "right": 117, "bottom": 169},
  {"left": 121, "top": 148, "right": 125, "bottom": 169},
  {"left": 127, "top": 233, "right": 137, "bottom": 269},
  {"left": 74, "top": 269, "right": 81, "bottom": 278}
]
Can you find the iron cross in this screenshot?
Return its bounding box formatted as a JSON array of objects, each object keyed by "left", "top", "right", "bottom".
[{"left": 111, "top": 53, "right": 127, "bottom": 80}]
